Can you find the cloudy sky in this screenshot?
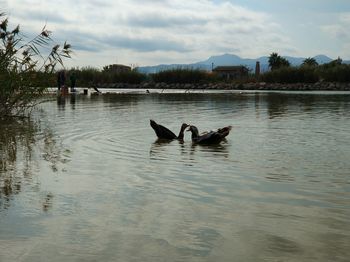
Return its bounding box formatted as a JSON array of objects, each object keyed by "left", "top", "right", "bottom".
[{"left": 2, "top": 0, "right": 350, "bottom": 68}]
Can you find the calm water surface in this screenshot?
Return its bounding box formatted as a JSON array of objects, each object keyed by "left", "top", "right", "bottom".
[{"left": 1, "top": 91, "right": 350, "bottom": 261}]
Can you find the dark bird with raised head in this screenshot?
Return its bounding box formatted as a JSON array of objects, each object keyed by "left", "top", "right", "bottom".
[
  {"left": 187, "top": 125, "right": 232, "bottom": 144},
  {"left": 150, "top": 120, "right": 189, "bottom": 140}
]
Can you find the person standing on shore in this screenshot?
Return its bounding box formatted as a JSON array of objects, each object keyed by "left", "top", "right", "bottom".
[
  {"left": 57, "top": 71, "right": 61, "bottom": 91},
  {"left": 70, "top": 71, "right": 76, "bottom": 92},
  {"left": 57, "top": 70, "right": 66, "bottom": 91}
]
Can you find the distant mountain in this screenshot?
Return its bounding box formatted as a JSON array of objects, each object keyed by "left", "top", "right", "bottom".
[
  {"left": 136, "top": 54, "right": 337, "bottom": 74},
  {"left": 197, "top": 53, "right": 246, "bottom": 65},
  {"left": 313, "top": 55, "right": 333, "bottom": 64}
]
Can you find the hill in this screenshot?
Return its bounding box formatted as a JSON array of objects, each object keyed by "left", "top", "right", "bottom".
[{"left": 136, "top": 54, "right": 342, "bottom": 74}]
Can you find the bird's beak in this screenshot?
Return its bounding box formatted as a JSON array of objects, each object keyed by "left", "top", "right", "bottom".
[{"left": 186, "top": 125, "right": 192, "bottom": 131}]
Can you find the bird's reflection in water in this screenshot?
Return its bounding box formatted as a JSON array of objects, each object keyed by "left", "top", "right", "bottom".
[
  {"left": 149, "top": 139, "right": 185, "bottom": 159},
  {"left": 190, "top": 140, "right": 230, "bottom": 158},
  {"left": 149, "top": 138, "right": 230, "bottom": 161}
]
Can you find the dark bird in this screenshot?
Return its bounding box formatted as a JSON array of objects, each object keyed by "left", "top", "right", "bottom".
[
  {"left": 187, "top": 125, "right": 232, "bottom": 144},
  {"left": 92, "top": 86, "right": 101, "bottom": 93},
  {"left": 150, "top": 120, "right": 189, "bottom": 140}
]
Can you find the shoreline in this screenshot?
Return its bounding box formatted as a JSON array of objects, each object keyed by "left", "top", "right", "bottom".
[{"left": 93, "top": 82, "right": 350, "bottom": 91}]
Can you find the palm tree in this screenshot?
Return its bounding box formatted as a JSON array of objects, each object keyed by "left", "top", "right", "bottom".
[
  {"left": 279, "top": 57, "right": 290, "bottom": 68},
  {"left": 268, "top": 52, "right": 290, "bottom": 70},
  {"left": 302, "top": 57, "right": 318, "bottom": 67},
  {"left": 268, "top": 52, "right": 280, "bottom": 70}
]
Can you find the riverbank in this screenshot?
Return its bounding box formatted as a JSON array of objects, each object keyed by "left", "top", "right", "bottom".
[{"left": 94, "top": 81, "right": 350, "bottom": 91}]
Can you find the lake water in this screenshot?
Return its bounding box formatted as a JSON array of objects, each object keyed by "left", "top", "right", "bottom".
[{"left": 1, "top": 90, "right": 350, "bottom": 261}]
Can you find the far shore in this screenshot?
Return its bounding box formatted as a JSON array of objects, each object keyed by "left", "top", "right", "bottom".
[{"left": 88, "top": 81, "right": 350, "bottom": 91}]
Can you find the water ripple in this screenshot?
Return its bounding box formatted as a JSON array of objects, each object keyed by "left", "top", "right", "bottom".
[{"left": 1, "top": 92, "right": 350, "bottom": 261}]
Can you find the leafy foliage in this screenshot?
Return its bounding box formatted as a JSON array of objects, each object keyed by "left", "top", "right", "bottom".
[
  {"left": 262, "top": 57, "right": 350, "bottom": 83},
  {"left": 67, "top": 67, "right": 146, "bottom": 86},
  {"left": 302, "top": 57, "right": 318, "bottom": 67},
  {"left": 0, "top": 12, "right": 71, "bottom": 118},
  {"left": 317, "top": 59, "right": 350, "bottom": 82},
  {"left": 268, "top": 52, "right": 290, "bottom": 70},
  {"left": 151, "top": 68, "right": 217, "bottom": 84},
  {"left": 262, "top": 66, "right": 319, "bottom": 83}
]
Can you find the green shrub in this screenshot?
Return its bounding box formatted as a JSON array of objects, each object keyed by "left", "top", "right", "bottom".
[
  {"left": 151, "top": 68, "right": 216, "bottom": 83},
  {"left": 67, "top": 67, "right": 146, "bottom": 86},
  {"left": 262, "top": 66, "right": 319, "bottom": 83},
  {"left": 317, "top": 64, "right": 350, "bottom": 82},
  {"left": 0, "top": 12, "right": 71, "bottom": 118},
  {"left": 110, "top": 71, "right": 146, "bottom": 84}
]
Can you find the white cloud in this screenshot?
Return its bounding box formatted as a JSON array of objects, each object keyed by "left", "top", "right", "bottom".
[
  {"left": 321, "top": 13, "right": 350, "bottom": 58},
  {"left": 4, "top": 0, "right": 295, "bottom": 67}
]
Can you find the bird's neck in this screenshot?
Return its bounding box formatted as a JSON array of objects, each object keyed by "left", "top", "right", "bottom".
[
  {"left": 191, "top": 132, "right": 197, "bottom": 140},
  {"left": 177, "top": 127, "right": 186, "bottom": 140},
  {"left": 190, "top": 129, "right": 199, "bottom": 140}
]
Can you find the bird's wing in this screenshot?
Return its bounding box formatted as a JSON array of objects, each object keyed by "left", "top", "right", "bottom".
[
  {"left": 195, "top": 131, "right": 218, "bottom": 144},
  {"left": 150, "top": 120, "right": 177, "bottom": 139},
  {"left": 158, "top": 124, "right": 177, "bottom": 139},
  {"left": 196, "top": 129, "right": 231, "bottom": 144}
]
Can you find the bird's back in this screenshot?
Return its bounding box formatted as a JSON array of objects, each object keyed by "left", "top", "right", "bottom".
[{"left": 192, "top": 126, "right": 232, "bottom": 144}]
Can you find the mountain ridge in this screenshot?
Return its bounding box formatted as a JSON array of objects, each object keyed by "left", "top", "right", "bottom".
[{"left": 137, "top": 54, "right": 348, "bottom": 74}]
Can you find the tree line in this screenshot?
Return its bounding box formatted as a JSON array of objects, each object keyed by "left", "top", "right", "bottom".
[
  {"left": 1, "top": 11, "right": 350, "bottom": 119},
  {"left": 67, "top": 54, "right": 350, "bottom": 86},
  {"left": 263, "top": 52, "right": 350, "bottom": 83}
]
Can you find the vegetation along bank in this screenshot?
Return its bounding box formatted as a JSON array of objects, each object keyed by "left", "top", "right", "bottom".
[{"left": 67, "top": 54, "right": 350, "bottom": 91}]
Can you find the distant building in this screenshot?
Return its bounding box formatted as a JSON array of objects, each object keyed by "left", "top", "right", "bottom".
[
  {"left": 255, "top": 61, "right": 260, "bottom": 77},
  {"left": 212, "top": 66, "right": 249, "bottom": 80},
  {"left": 103, "top": 64, "right": 131, "bottom": 73}
]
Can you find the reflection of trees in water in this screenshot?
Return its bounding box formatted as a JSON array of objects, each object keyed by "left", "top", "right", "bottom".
[
  {"left": 265, "top": 94, "right": 289, "bottom": 119},
  {"left": 0, "top": 119, "right": 36, "bottom": 209},
  {"left": 262, "top": 93, "right": 350, "bottom": 119},
  {"left": 41, "top": 127, "right": 70, "bottom": 172},
  {"left": 0, "top": 118, "right": 67, "bottom": 211}
]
